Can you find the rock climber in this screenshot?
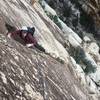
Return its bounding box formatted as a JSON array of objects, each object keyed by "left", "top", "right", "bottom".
[{"left": 7, "top": 26, "right": 45, "bottom": 52}]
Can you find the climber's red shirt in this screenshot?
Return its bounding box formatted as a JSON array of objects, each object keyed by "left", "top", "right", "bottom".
[{"left": 7, "top": 30, "right": 37, "bottom": 46}]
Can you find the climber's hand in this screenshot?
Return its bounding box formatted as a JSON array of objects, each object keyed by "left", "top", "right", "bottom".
[
  {"left": 26, "top": 43, "right": 34, "bottom": 48},
  {"left": 7, "top": 33, "right": 12, "bottom": 38}
]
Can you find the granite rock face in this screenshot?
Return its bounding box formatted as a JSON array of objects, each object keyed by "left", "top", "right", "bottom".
[
  {"left": 0, "top": 34, "right": 92, "bottom": 100},
  {"left": 39, "top": 0, "right": 100, "bottom": 99},
  {"left": 0, "top": 0, "right": 100, "bottom": 100}
]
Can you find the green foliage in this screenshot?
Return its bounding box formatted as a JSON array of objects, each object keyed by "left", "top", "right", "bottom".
[
  {"left": 39, "top": 0, "right": 45, "bottom": 9},
  {"left": 38, "top": 0, "right": 42, "bottom": 4},
  {"left": 82, "top": 57, "right": 97, "bottom": 74},
  {"left": 44, "top": 11, "right": 63, "bottom": 29},
  {"left": 56, "top": 57, "right": 64, "bottom": 64},
  {"left": 53, "top": 16, "right": 62, "bottom": 29},
  {"left": 39, "top": 0, "right": 62, "bottom": 29},
  {"left": 69, "top": 46, "right": 97, "bottom": 74}
]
